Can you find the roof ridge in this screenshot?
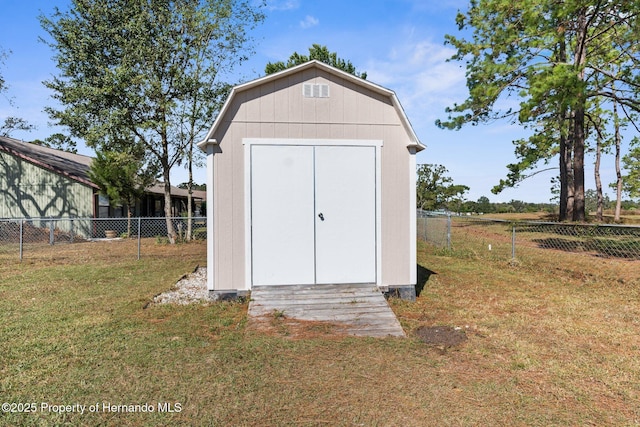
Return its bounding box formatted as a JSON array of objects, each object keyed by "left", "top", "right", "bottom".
[
  {"left": 0, "top": 135, "right": 96, "bottom": 188},
  {"left": 0, "top": 135, "right": 94, "bottom": 164}
]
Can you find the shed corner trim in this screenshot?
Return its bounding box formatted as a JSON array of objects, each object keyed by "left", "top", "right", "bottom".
[
  {"left": 407, "top": 142, "right": 425, "bottom": 153},
  {"left": 197, "top": 138, "right": 218, "bottom": 153}
]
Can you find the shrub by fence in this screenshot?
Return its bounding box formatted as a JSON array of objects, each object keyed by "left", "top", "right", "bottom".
[
  {"left": 0, "top": 217, "right": 206, "bottom": 261},
  {"left": 418, "top": 212, "right": 640, "bottom": 261}
]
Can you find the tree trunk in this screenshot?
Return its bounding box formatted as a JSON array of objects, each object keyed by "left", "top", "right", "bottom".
[
  {"left": 559, "top": 111, "right": 574, "bottom": 221},
  {"left": 594, "top": 131, "right": 603, "bottom": 222},
  {"left": 162, "top": 168, "right": 177, "bottom": 244},
  {"left": 556, "top": 33, "right": 574, "bottom": 222},
  {"left": 559, "top": 121, "right": 570, "bottom": 221},
  {"left": 567, "top": 155, "right": 574, "bottom": 220},
  {"left": 614, "top": 97, "right": 623, "bottom": 222},
  {"left": 572, "top": 8, "right": 587, "bottom": 222},
  {"left": 186, "top": 143, "right": 193, "bottom": 242},
  {"left": 186, "top": 183, "right": 193, "bottom": 242},
  {"left": 127, "top": 201, "right": 133, "bottom": 238},
  {"left": 573, "top": 104, "right": 586, "bottom": 222}
]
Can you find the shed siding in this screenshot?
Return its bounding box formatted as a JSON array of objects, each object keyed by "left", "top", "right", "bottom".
[
  {"left": 212, "top": 68, "right": 414, "bottom": 290},
  {"left": 212, "top": 123, "right": 247, "bottom": 291},
  {"left": 381, "top": 124, "right": 412, "bottom": 285},
  {"left": 0, "top": 152, "right": 94, "bottom": 219}
]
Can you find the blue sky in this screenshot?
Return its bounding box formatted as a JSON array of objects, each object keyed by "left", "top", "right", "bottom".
[{"left": 0, "top": 0, "right": 626, "bottom": 203}]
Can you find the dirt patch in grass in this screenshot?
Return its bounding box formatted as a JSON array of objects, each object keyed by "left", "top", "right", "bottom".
[{"left": 415, "top": 325, "right": 468, "bottom": 350}]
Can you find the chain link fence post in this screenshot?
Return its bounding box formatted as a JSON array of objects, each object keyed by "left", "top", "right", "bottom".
[
  {"left": 49, "top": 218, "right": 54, "bottom": 245},
  {"left": 19, "top": 219, "right": 24, "bottom": 262},
  {"left": 512, "top": 223, "right": 516, "bottom": 259},
  {"left": 137, "top": 217, "right": 142, "bottom": 260},
  {"left": 447, "top": 214, "right": 452, "bottom": 251},
  {"left": 424, "top": 217, "right": 428, "bottom": 241}
]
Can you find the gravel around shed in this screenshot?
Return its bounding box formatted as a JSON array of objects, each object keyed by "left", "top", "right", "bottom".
[{"left": 152, "top": 267, "right": 212, "bottom": 305}]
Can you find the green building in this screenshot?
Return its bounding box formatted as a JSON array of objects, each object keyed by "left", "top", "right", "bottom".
[{"left": 0, "top": 136, "right": 205, "bottom": 220}]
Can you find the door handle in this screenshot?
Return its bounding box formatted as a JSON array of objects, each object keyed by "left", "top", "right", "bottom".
[{"left": 318, "top": 213, "right": 324, "bottom": 221}]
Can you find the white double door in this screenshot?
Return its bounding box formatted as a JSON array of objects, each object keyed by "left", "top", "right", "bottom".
[{"left": 251, "top": 144, "right": 376, "bottom": 286}]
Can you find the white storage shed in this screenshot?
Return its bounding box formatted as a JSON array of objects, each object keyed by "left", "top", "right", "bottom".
[{"left": 198, "top": 60, "right": 425, "bottom": 299}]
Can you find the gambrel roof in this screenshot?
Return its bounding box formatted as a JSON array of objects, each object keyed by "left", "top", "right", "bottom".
[{"left": 198, "top": 60, "right": 425, "bottom": 152}]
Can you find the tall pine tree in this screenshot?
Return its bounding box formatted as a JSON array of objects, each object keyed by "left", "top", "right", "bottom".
[{"left": 438, "top": 0, "right": 640, "bottom": 221}]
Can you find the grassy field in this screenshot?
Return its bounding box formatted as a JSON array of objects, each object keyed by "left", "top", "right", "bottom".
[
  {"left": 1, "top": 237, "right": 639, "bottom": 425},
  {"left": 483, "top": 210, "right": 640, "bottom": 225}
]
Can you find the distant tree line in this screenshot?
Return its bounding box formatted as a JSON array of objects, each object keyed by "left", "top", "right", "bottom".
[
  {"left": 417, "top": 163, "right": 640, "bottom": 217},
  {"left": 450, "top": 192, "right": 640, "bottom": 216},
  {"left": 457, "top": 197, "right": 557, "bottom": 214}
]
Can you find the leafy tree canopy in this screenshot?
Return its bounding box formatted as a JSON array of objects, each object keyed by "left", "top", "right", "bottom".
[
  {"left": 416, "top": 164, "right": 469, "bottom": 211},
  {"left": 618, "top": 138, "right": 640, "bottom": 201},
  {"left": 41, "top": 0, "right": 265, "bottom": 242},
  {"left": 438, "top": 0, "right": 640, "bottom": 222},
  {"left": 265, "top": 44, "right": 367, "bottom": 79},
  {"left": 0, "top": 46, "right": 7, "bottom": 94},
  {"left": 0, "top": 117, "right": 34, "bottom": 137},
  {"left": 88, "top": 146, "right": 156, "bottom": 236},
  {"left": 178, "top": 182, "right": 206, "bottom": 191},
  {"left": 89, "top": 148, "right": 154, "bottom": 206}
]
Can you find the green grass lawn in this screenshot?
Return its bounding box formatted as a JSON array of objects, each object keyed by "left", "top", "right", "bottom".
[{"left": 1, "top": 238, "right": 640, "bottom": 425}]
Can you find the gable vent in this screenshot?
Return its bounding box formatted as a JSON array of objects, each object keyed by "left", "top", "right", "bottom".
[{"left": 303, "top": 83, "right": 329, "bottom": 98}]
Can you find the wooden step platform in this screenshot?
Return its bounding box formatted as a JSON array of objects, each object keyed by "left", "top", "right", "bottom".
[{"left": 248, "top": 283, "right": 405, "bottom": 338}]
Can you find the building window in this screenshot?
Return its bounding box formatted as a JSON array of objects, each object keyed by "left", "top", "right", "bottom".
[{"left": 98, "top": 194, "right": 110, "bottom": 218}]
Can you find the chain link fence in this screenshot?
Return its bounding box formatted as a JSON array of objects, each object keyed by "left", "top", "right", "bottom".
[
  {"left": 0, "top": 217, "right": 207, "bottom": 261},
  {"left": 418, "top": 211, "right": 640, "bottom": 261},
  {"left": 417, "top": 210, "right": 451, "bottom": 251}
]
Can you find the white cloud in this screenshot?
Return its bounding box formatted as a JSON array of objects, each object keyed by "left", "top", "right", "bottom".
[
  {"left": 266, "top": 0, "right": 300, "bottom": 11},
  {"left": 299, "top": 15, "right": 319, "bottom": 29},
  {"left": 364, "top": 36, "right": 466, "bottom": 118}
]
